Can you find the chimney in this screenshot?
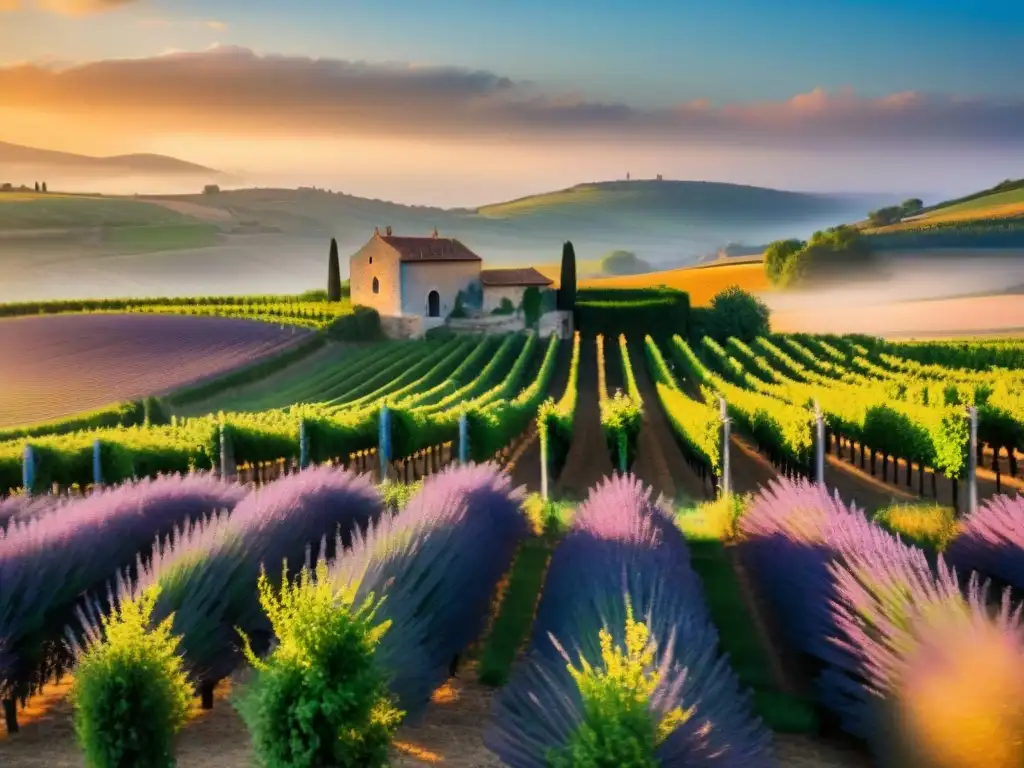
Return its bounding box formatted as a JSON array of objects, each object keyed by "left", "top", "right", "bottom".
[
  {"left": 385, "top": 225, "right": 393, "bottom": 236},
  {"left": 432, "top": 227, "right": 439, "bottom": 238},
  {"left": 374, "top": 226, "right": 379, "bottom": 236}
]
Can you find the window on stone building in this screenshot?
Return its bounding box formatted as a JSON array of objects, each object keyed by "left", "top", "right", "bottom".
[{"left": 372, "top": 277, "right": 380, "bottom": 294}]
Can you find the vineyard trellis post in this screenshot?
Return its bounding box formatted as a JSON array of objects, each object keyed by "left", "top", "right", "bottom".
[
  {"left": 379, "top": 406, "right": 392, "bottom": 481},
  {"left": 539, "top": 430, "right": 549, "bottom": 500},
  {"left": 719, "top": 397, "right": 731, "bottom": 497},
  {"left": 458, "top": 412, "right": 469, "bottom": 464},
  {"left": 299, "top": 419, "right": 309, "bottom": 469},
  {"left": 814, "top": 400, "right": 825, "bottom": 485},
  {"left": 22, "top": 444, "right": 34, "bottom": 496},
  {"left": 219, "top": 423, "right": 228, "bottom": 479},
  {"left": 967, "top": 406, "right": 978, "bottom": 518},
  {"left": 92, "top": 439, "right": 103, "bottom": 487}
]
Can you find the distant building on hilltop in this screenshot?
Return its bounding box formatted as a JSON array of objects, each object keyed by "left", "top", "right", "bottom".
[{"left": 349, "top": 227, "right": 554, "bottom": 338}]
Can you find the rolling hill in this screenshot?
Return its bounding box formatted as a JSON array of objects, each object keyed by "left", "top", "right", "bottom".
[
  {"left": 0, "top": 178, "right": 878, "bottom": 302},
  {"left": 0, "top": 141, "right": 222, "bottom": 177}
]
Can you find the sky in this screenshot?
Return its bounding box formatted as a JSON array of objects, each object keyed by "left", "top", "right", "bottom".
[{"left": 1, "top": 0, "right": 1024, "bottom": 206}]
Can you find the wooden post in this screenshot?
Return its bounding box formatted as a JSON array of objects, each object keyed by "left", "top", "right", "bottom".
[
  {"left": 379, "top": 407, "right": 391, "bottom": 482},
  {"left": 22, "top": 444, "right": 34, "bottom": 496},
  {"left": 719, "top": 398, "right": 731, "bottom": 497},
  {"left": 92, "top": 439, "right": 103, "bottom": 488},
  {"left": 966, "top": 406, "right": 978, "bottom": 518},
  {"left": 814, "top": 401, "right": 825, "bottom": 485},
  {"left": 458, "top": 412, "right": 469, "bottom": 464},
  {"left": 540, "top": 431, "right": 550, "bottom": 500},
  {"left": 299, "top": 419, "right": 309, "bottom": 469},
  {"left": 219, "top": 424, "right": 228, "bottom": 479}
]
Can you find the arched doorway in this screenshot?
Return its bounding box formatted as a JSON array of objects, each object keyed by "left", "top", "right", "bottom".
[{"left": 427, "top": 290, "right": 440, "bottom": 317}]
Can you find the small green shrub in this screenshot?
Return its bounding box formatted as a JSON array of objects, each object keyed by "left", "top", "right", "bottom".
[
  {"left": 522, "top": 493, "right": 576, "bottom": 538},
  {"left": 234, "top": 561, "right": 403, "bottom": 768},
  {"left": 379, "top": 479, "right": 422, "bottom": 513},
  {"left": 873, "top": 503, "right": 959, "bottom": 552},
  {"left": 70, "top": 585, "right": 193, "bottom": 768},
  {"left": 327, "top": 305, "right": 383, "bottom": 341},
  {"left": 599, "top": 390, "right": 643, "bottom": 471},
  {"left": 492, "top": 297, "right": 516, "bottom": 316},
  {"left": 703, "top": 287, "right": 770, "bottom": 345},
  {"left": 548, "top": 603, "right": 688, "bottom": 767}
]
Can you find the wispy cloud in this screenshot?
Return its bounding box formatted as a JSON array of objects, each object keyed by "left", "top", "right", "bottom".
[
  {"left": 137, "top": 17, "right": 227, "bottom": 29},
  {"left": 34, "top": 0, "right": 137, "bottom": 14},
  {"left": 1, "top": 46, "right": 1023, "bottom": 149},
  {"left": 0, "top": 0, "right": 21, "bottom": 10}
]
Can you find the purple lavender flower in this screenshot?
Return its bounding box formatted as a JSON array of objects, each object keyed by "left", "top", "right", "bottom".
[
  {"left": 946, "top": 493, "right": 1024, "bottom": 591},
  {"left": 328, "top": 462, "right": 528, "bottom": 718},
  {"left": 94, "top": 465, "right": 385, "bottom": 691},
  {"left": 488, "top": 474, "right": 772, "bottom": 767},
  {"left": 0, "top": 473, "right": 243, "bottom": 701}
]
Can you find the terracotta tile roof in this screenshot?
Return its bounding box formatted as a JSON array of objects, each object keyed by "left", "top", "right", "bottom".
[
  {"left": 381, "top": 234, "right": 482, "bottom": 263},
  {"left": 480, "top": 267, "right": 553, "bottom": 287}
]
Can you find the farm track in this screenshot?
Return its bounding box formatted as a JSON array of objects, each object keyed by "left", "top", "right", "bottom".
[
  {"left": 630, "top": 352, "right": 709, "bottom": 502},
  {"left": 508, "top": 339, "right": 572, "bottom": 494},
  {"left": 555, "top": 339, "right": 614, "bottom": 500}
]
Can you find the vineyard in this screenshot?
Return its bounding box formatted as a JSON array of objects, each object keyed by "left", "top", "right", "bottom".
[{"left": 1, "top": 328, "right": 1023, "bottom": 767}]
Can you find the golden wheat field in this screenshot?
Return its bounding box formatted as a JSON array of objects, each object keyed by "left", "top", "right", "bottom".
[{"left": 582, "top": 261, "right": 770, "bottom": 305}]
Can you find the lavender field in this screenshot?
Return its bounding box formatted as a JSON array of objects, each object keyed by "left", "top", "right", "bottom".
[{"left": 0, "top": 313, "right": 308, "bottom": 428}]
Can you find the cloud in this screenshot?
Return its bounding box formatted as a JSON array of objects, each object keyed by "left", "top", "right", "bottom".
[
  {"left": 1, "top": 46, "right": 1023, "bottom": 148},
  {"left": 0, "top": 0, "right": 21, "bottom": 10},
  {"left": 35, "top": 0, "right": 136, "bottom": 14},
  {"left": 137, "top": 17, "right": 226, "bottom": 29}
]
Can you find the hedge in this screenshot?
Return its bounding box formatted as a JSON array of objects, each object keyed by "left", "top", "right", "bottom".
[{"left": 574, "top": 287, "right": 689, "bottom": 339}]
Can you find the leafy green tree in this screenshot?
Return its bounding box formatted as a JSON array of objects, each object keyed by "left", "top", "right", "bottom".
[
  {"left": 763, "top": 238, "right": 805, "bottom": 286},
  {"left": 600, "top": 250, "right": 651, "bottom": 276},
  {"left": 521, "top": 286, "right": 543, "bottom": 328},
  {"left": 558, "top": 241, "right": 577, "bottom": 311},
  {"left": 900, "top": 198, "right": 923, "bottom": 215},
  {"left": 705, "top": 286, "right": 771, "bottom": 344},
  {"left": 327, "top": 238, "right": 342, "bottom": 302}
]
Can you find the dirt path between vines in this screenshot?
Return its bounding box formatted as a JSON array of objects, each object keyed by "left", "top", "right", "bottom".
[
  {"left": 555, "top": 337, "right": 614, "bottom": 501},
  {"left": 629, "top": 349, "right": 709, "bottom": 503},
  {"left": 508, "top": 339, "right": 573, "bottom": 495}
]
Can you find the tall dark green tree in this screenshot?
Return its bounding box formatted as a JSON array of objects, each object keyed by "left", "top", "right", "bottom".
[
  {"left": 327, "top": 237, "right": 342, "bottom": 302},
  {"left": 557, "top": 240, "right": 577, "bottom": 311}
]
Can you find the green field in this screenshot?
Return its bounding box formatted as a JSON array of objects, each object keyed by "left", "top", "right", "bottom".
[
  {"left": 0, "top": 193, "right": 193, "bottom": 229},
  {"left": 100, "top": 223, "right": 221, "bottom": 251}
]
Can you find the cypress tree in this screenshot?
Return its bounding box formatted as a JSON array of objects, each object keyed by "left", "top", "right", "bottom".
[
  {"left": 327, "top": 238, "right": 342, "bottom": 302},
  {"left": 558, "top": 240, "right": 577, "bottom": 311}
]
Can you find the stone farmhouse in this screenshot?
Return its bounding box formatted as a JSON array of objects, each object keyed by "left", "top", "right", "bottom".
[{"left": 349, "top": 226, "right": 559, "bottom": 338}]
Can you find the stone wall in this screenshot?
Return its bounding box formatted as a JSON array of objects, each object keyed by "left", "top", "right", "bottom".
[
  {"left": 379, "top": 314, "right": 423, "bottom": 340},
  {"left": 349, "top": 237, "right": 402, "bottom": 316}
]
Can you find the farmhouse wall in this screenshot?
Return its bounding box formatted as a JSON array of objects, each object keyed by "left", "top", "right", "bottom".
[
  {"left": 539, "top": 310, "right": 574, "bottom": 339},
  {"left": 447, "top": 314, "right": 526, "bottom": 334},
  {"left": 482, "top": 285, "right": 527, "bottom": 314},
  {"left": 350, "top": 238, "right": 402, "bottom": 316},
  {"left": 379, "top": 314, "right": 424, "bottom": 340},
  {"left": 400, "top": 261, "right": 480, "bottom": 318}
]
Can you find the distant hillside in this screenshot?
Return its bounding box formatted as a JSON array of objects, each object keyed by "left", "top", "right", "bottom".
[
  {"left": 0, "top": 141, "right": 221, "bottom": 177},
  {"left": 475, "top": 180, "right": 849, "bottom": 224},
  {"left": 0, "top": 181, "right": 877, "bottom": 302}
]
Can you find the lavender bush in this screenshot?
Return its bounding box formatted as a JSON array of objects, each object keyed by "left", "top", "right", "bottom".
[
  {"left": 328, "top": 463, "right": 528, "bottom": 718},
  {"left": 88, "top": 465, "right": 384, "bottom": 698},
  {"left": 946, "top": 493, "right": 1024, "bottom": 591},
  {"left": 0, "top": 473, "right": 243, "bottom": 714},
  {"left": 0, "top": 494, "right": 56, "bottom": 528},
  {"left": 739, "top": 476, "right": 1024, "bottom": 758},
  {"left": 488, "top": 475, "right": 772, "bottom": 767}
]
